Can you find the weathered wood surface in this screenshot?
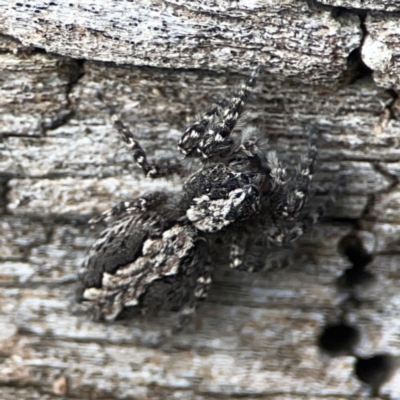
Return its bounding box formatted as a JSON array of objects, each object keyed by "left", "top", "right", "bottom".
[
  {"left": 1, "top": 0, "right": 362, "bottom": 83},
  {"left": 320, "top": 1, "right": 400, "bottom": 11},
  {"left": 1, "top": 1, "right": 400, "bottom": 399}
]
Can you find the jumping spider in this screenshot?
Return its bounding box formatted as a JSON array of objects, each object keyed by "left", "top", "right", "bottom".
[{"left": 78, "top": 68, "right": 342, "bottom": 333}]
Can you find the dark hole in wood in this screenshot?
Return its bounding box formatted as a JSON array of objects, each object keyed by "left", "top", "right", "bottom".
[
  {"left": 355, "top": 354, "right": 398, "bottom": 393},
  {"left": 337, "top": 234, "right": 375, "bottom": 291},
  {"left": 337, "top": 266, "right": 375, "bottom": 290},
  {"left": 317, "top": 322, "right": 359, "bottom": 356},
  {"left": 338, "top": 234, "right": 372, "bottom": 269}
]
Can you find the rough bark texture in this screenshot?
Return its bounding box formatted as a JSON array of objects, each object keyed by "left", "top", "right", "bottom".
[{"left": 1, "top": 1, "right": 400, "bottom": 399}]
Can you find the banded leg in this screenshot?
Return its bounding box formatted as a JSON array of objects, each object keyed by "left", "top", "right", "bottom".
[
  {"left": 229, "top": 232, "right": 264, "bottom": 272},
  {"left": 177, "top": 102, "right": 224, "bottom": 156},
  {"left": 266, "top": 150, "right": 289, "bottom": 212},
  {"left": 89, "top": 192, "right": 169, "bottom": 226},
  {"left": 173, "top": 264, "right": 212, "bottom": 333},
  {"left": 274, "top": 126, "right": 319, "bottom": 220},
  {"left": 229, "top": 231, "right": 292, "bottom": 273},
  {"left": 96, "top": 92, "right": 180, "bottom": 178},
  {"left": 267, "top": 175, "right": 345, "bottom": 246},
  {"left": 178, "top": 67, "right": 262, "bottom": 159}
]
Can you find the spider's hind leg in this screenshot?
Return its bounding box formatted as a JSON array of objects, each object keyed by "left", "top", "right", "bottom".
[{"left": 178, "top": 67, "right": 262, "bottom": 159}]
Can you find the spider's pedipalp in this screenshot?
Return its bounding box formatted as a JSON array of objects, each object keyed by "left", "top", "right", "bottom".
[
  {"left": 267, "top": 151, "right": 288, "bottom": 189},
  {"left": 267, "top": 174, "right": 345, "bottom": 246},
  {"left": 264, "top": 151, "right": 289, "bottom": 220},
  {"left": 273, "top": 126, "right": 318, "bottom": 220}
]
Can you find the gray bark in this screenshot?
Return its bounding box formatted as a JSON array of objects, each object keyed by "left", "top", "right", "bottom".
[{"left": 1, "top": 1, "right": 400, "bottom": 399}]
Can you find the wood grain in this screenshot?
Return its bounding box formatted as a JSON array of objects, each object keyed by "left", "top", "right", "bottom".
[{"left": 1, "top": 1, "right": 400, "bottom": 399}]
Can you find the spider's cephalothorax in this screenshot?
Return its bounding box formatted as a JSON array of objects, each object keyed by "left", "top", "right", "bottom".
[{"left": 78, "top": 68, "right": 342, "bottom": 333}]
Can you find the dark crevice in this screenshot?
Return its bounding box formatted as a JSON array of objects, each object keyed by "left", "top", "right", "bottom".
[
  {"left": 0, "top": 45, "right": 85, "bottom": 133},
  {"left": 386, "top": 88, "right": 400, "bottom": 120},
  {"left": 308, "top": 1, "right": 373, "bottom": 85},
  {"left": 307, "top": 0, "right": 400, "bottom": 16},
  {"left": 336, "top": 266, "right": 375, "bottom": 290},
  {"left": 345, "top": 47, "right": 373, "bottom": 84},
  {"left": 385, "top": 89, "right": 400, "bottom": 121},
  {"left": 0, "top": 177, "right": 11, "bottom": 215},
  {"left": 345, "top": 10, "right": 372, "bottom": 85},
  {"left": 319, "top": 216, "right": 359, "bottom": 226},
  {"left": 0, "top": 33, "right": 47, "bottom": 56},
  {"left": 338, "top": 234, "right": 372, "bottom": 269},
  {"left": 43, "top": 58, "right": 86, "bottom": 133},
  {"left": 42, "top": 109, "right": 75, "bottom": 131},
  {"left": 372, "top": 162, "right": 399, "bottom": 192},
  {"left": 108, "top": 62, "right": 234, "bottom": 87},
  {"left": 359, "top": 193, "right": 377, "bottom": 223},
  {"left": 357, "top": 161, "right": 400, "bottom": 226},
  {"left": 64, "top": 58, "right": 86, "bottom": 103},
  {"left": 22, "top": 213, "right": 91, "bottom": 226},
  {"left": 317, "top": 322, "right": 360, "bottom": 356}
]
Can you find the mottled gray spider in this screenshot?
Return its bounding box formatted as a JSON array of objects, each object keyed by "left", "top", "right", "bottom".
[{"left": 78, "top": 68, "right": 341, "bottom": 333}]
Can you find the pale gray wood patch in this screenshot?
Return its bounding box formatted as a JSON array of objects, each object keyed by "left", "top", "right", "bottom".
[{"left": 362, "top": 12, "right": 400, "bottom": 90}]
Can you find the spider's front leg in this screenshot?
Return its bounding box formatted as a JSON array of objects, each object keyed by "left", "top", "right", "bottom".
[
  {"left": 178, "top": 67, "right": 261, "bottom": 159},
  {"left": 97, "top": 92, "right": 182, "bottom": 178}
]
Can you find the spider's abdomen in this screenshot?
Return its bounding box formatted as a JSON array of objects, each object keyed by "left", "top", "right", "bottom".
[{"left": 78, "top": 198, "right": 205, "bottom": 322}]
